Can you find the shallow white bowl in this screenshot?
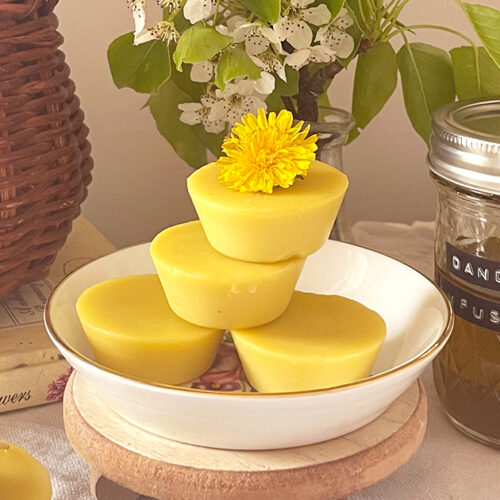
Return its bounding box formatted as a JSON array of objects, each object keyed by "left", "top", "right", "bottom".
[{"left": 45, "top": 241, "right": 452, "bottom": 450}]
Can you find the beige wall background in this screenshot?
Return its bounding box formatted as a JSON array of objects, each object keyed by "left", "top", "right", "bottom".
[{"left": 56, "top": 0, "right": 497, "bottom": 247}]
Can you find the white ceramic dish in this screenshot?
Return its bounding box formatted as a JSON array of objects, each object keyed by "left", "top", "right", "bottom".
[{"left": 45, "top": 241, "right": 453, "bottom": 450}]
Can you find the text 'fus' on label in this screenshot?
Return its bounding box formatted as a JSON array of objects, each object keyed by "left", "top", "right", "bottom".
[{"left": 436, "top": 272, "right": 500, "bottom": 333}]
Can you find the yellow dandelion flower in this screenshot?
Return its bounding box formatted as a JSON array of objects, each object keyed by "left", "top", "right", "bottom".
[{"left": 216, "top": 108, "right": 318, "bottom": 194}]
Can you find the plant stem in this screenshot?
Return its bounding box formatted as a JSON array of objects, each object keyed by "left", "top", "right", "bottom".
[
  {"left": 356, "top": 0, "right": 369, "bottom": 32},
  {"left": 384, "top": 0, "right": 401, "bottom": 12},
  {"left": 379, "top": 0, "right": 411, "bottom": 34},
  {"left": 365, "top": 0, "right": 377, "bottom": 16},
  {"left": 296, "top": 61, "right": 345, "bottom": 122},
  {"left": 373, "top": 0, "right": 386, "bottom": 28},
  {"left": 213, "top": 0, "right": 221, "bottom": 24},
  {"left": 363, "top": 0, "right": 380, "bottom": 39},
  {"left": 294, "top": 39, "right": 371, "bottom": 122},
  {"left": 385, "top": 23, "right": 478, "bottom": 46},
  {"left": 282, "top": 96, "right": 297, "bottom": 115},
  {"left": 378, "top": 0, "right": 399, "bottom": 29}
]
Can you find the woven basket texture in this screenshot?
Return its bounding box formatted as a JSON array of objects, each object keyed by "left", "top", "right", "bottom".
[{"left": 0, "top": 0, "right": 93, "bottom": 299}]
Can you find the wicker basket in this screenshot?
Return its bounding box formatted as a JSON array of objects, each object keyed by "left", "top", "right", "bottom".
[{"left": 0, "top": 0, "right": 93, "bottom": 298}]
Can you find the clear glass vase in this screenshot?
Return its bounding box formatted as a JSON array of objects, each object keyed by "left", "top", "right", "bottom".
[{"left": 307, "top": 109, "right": 355, "bottom": 242}]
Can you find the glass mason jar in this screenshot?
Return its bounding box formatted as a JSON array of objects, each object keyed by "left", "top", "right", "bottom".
[
  {"left": 429, "top": 98, "right": 500, "bottom": 448},
  {"left": 307, "top": 109, "right": 355, "bottom": 242}
]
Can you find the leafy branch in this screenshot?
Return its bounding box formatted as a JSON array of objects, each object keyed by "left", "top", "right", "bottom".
[
  {"left": 108, "top": 0, "right": 500, "bottom": 167},
  {"left": 344, "top": 0, "right": 500, "bottom": 142}
]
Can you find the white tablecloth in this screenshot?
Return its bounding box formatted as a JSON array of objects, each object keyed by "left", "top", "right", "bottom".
[{"left": 1, "top": 221, "right": 499, "bottom": 500}]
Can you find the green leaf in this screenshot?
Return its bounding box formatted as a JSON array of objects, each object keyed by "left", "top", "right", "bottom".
[
  {"left": 148, "top": 78, "right": 206, "bottom": 168},
  {"left": 396, "top": 43, "right": 455, "bottom": 144},
  {"left": 274, "top": 66, "right": 299, "bottom": 96},
  {"left": 265, "top": 92, "right": 285, "bottom": 113},
  {"left": 170, "top": 71, "right": 225, "bottom": 158},
  {"left": 172, "top": 68, "right": 206, "bottom": 100},
  {"left": 451, "top": 46, "right": 500, "bottom": 99},
  {"left": 347, "top": 126, "right": 360, "bottom": 144},
  {"left": 107, "top": 33, "right": 171, "bottom": 94},
  {"left": 461, "top": 3, "right": 500, "bottom": 69},
  {"left": 313, "top": 0, "right": 345, "bottom": 18},
  {"left": 173, "top": 22, "right": 232, "bottom": 71},
  {"left": 148, "top": 70, "right": 224, "bottom": 168},
  {"left": 243, "top": 0, "right": 281, "bottom": 24},
  {"left": 352, "top": 42, "right": 397, "bottom": 129},
  {"left": 215, "top": 47, "right": 261, "bottom": 90},
  {"left": 203, "top": 127, "right": 226, "bottom": 158}
]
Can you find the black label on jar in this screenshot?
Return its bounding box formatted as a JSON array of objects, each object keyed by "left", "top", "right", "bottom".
[
  {"left": 446, "top": 242, "right": 500, "bottom": 292},
  {"left": 436, "top": 271, "right": 500, "bottom": 332}
]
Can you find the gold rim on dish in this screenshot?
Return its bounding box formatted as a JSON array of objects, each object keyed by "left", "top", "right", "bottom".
[{"left": 44, "top": 241, "right": 454, "bottom": 398}]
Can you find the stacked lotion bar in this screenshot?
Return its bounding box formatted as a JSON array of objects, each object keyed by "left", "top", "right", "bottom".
[{"left": 77, "top": 110, "right": 386, "bottom": 393}]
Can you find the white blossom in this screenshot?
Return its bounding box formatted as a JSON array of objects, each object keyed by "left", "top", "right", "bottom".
[
  {"left": 203, "top": 115, "right": 226, "bottom": 133},
  {"left": 157, "top": 0, "right": 181, "bottom": 13},
  {"left": 179, "top": 100, "right": 226, "bottom": 133},
  {"left": 285, "top": 45, "right": 336, "bottom": 69},
  {"left": 224, "top": 15, "right": 246, "bottom": 33},
  {"left": 179, "top": 82, "right": 267, "bottom": 132},
  {"left": 231, "top": 20, "right": 281, "bottom": 56},
  {"left": 179, "top": 102, "right": 203, "bottom": 125},
  {"left": 253, "top": 72, "right": 275, "bottom": 95},
  {"left": 128, "top": 0, "right": 147, "bottom": 36},
  {"left": 250, "top": 49, "right": 287, "bottom": 82},
  {"left": 184, "top": 0, "right": 215, "bottom": 24},
  {"left": 315, "top": 8, "right": 355, "bottom": 58},
  {"left": 225, "top": 74, "right": 275, "bottom": 96},
  {"left": 190, "top": 60, "right": 216, "bottom": 82},
  {"left": 210, "top": 80, "right": 267, "bottom": 124},
  {"left": 273, "top": 0, "right": 331, "bottom": 50},
  {"left": 134, "top": 20, "right": 179, "bottom": 45}
]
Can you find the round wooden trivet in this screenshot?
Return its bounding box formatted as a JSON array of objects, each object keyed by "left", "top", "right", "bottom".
[{"left": 64, "top": 373, "right": 427, "bottom": 500}]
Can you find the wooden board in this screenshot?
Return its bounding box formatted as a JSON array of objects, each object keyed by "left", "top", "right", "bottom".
[{"left": 64, "top": 373, "right": 427, "bottom": 500}]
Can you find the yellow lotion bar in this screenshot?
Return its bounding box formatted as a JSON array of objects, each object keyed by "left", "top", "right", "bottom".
[
  {"left": 0, "top": 442, "right": 52, "bottom": 500},
  {"left": 150, "top": 221, "right": 305, "bottom": 329},
  {"left": 76, "top": 275, "right": 224, "bottom": 385},
  {"left": 231, "top": 292, "right": 386, "bottom": 393},
  {"left": 188, "top": 160, "right": 348, "bottom": 263}
]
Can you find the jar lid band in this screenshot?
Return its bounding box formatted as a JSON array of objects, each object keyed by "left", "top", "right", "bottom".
[{"left": 429, "top": 98, "right": 500, "bottom": 195}]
